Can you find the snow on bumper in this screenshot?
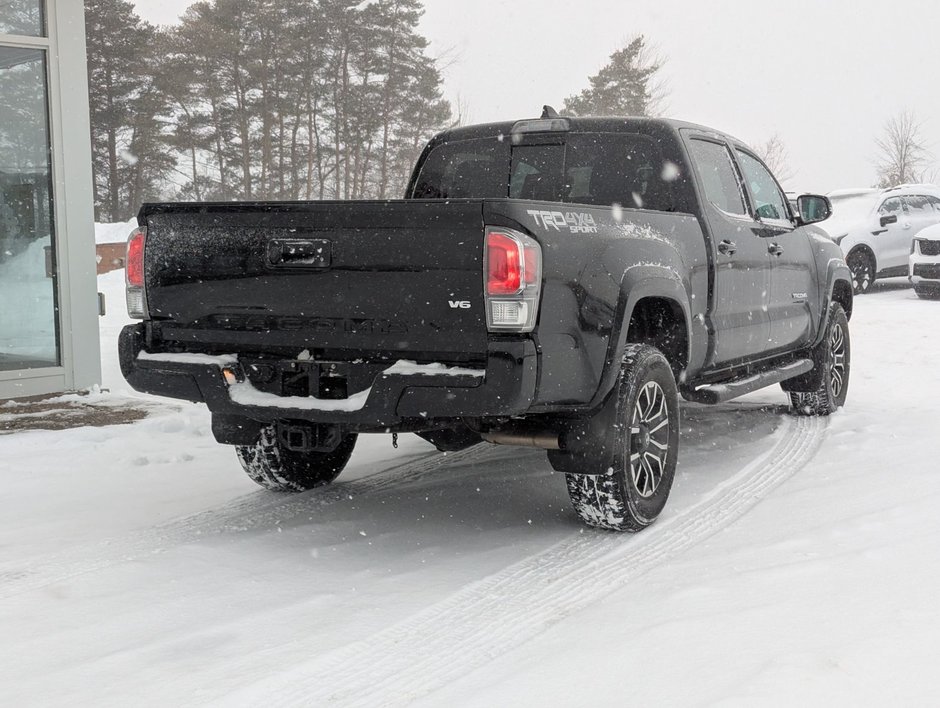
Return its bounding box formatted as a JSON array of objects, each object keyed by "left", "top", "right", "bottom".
[{"left": 119, "top": 324, "right": 537, "bottom": 426}]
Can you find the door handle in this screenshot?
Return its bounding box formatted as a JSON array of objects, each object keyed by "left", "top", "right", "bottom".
[
  {"left": 718, "top": 239, "right": 737, "bottom": 256},
  {"left": 768, "top": 243, "right": 784, "bottom": 257},
  {"left": 902, "top": 222, "right": 912, "bottom": 230}
]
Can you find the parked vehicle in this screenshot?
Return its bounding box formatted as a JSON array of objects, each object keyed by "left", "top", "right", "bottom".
[
  {"left": 910, "top": 223, "right": 940, "bottom": 299},
  {"left": 822, "top": 185, "right": 940, "bottom": 294},
  {"left": 120, "top": 113, "right": 853, "bottom": 532}
]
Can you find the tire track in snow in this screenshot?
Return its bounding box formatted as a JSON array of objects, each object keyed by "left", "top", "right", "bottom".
[
  {"left": 237, "top": 416, "right": 827, "bottom": 708},
  {"left": 0, "top": 443, "right": 503, "bottom": 599}
]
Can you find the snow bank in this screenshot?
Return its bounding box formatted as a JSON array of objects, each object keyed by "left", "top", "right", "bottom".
[{"left": 95, "top": 219, "right": 137, "bottom": 245}]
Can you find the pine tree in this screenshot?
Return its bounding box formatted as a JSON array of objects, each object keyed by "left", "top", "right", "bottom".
[
  {"left": 85, "top": 0, "right": 169, "bottom": 220},
  {"left": 563, "top": 36, "right": 664, "bottom": 118},
  {"left": 85, "top": 0, "right": 451, "bottom": 208}
]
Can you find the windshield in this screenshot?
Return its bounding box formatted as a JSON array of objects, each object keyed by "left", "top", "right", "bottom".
[{"left": 410, "top": 133, "right": 675, "bottom": 211}]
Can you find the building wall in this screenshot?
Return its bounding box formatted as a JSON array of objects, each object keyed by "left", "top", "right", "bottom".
[
  {"left": 96, "top": 243, "right": 125, "bottom": 275},
  {"left": 0, "top": 1, "right": 100, "bottom": 399}
]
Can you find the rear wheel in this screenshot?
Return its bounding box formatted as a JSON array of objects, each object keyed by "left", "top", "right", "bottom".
[
  {"left": 847, "top": 249, "right": 875, "bottom": 295},
  {"left": 235, "top": 425, "right": 357, "bottom": 492},
  {"left": 563, "top": 345, "right": 680, "bottom": 532},
  {"left": 786, "top": 304, "right": 850, "bottom": 416}
]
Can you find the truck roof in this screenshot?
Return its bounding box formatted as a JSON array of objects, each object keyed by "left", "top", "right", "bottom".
[{"left": 435, "top": 116, "right": 745, "bottom": 147}]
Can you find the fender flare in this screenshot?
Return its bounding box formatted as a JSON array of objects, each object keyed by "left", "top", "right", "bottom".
[
  {"left": 588, "top": 266, "right": 693, "bottom": 410},
  {"left": 814, "top": 258, "right": 854, "bottom": 347}
]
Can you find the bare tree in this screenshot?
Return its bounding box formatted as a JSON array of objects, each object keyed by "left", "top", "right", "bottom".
[
  {"left": 451, "top": 92, "right": 473, "bottom": 127},
  {"left": 874, "top": 111, "right": 933, "bottom": 188},
  {"left": 753, "top": 133, "right": 794, "bottom": 185},
  {"left": 636, "top": 39, "right": 669, "bottom": 117}
]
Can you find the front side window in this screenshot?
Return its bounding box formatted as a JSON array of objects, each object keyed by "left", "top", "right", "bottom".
[
  {"left": 687, "top": 139, "right": 746, "bottom": 215},
  {"left": 735, "top": 150, "right": 789, "bottom": 222}
]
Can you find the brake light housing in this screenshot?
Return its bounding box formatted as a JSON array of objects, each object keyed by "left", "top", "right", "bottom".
[
  {"left": 126, "top": 225, "right": 148, "bottom": 319},
  {"left": 484, "top": 227, "right": 542, "bottom": 332}
]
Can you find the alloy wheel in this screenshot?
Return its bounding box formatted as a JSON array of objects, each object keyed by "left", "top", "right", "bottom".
[
  {"left": 629, "top": 381, "right": 670, "bottom": 498},
  {"left": 829, "top": 322, "right": 847, "bottom": 398}
]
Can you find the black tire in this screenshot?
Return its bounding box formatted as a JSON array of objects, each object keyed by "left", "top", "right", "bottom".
[
  {"left": 564, "top": 344, "right": 680, "bottom": 532},
  {"left": 786, "top": 304, "right": 850, "bottom": 416},
  {"left": 847, "top": 249, "right": 875, "bottom": 295},
  {"left": 235, "top": 425, "right": 357, "bottom": 492}
]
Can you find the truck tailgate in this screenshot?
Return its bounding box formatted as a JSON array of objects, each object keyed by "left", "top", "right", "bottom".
[{"left": 141, "top": 200, "right": 488, "bottom": 359}]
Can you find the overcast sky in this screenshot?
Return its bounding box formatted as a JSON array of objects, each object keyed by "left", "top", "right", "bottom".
[{"left": 133, "top": 0, "right": 940, "bottom": 194}]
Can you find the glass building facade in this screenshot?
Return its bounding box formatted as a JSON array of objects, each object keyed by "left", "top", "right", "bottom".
[{"left": 0, "top": 1, "right": 99, "bottom": 399}]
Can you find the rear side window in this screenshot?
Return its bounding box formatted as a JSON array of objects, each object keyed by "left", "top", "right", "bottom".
[
  {"left": 687, "top": 139, "right": 746, "bottom": 215},
  {"left": 410, "top": 133, "right": 675, "bottom": 212},
  {"left": 903, "top": 195, "right": 933, "bottom": 214}
]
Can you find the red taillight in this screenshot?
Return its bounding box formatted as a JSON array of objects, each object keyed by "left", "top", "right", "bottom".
[
  {"left": 483, "top": 227, "right": 543, "bottom": 333},
  {"left": 126, "top": 228, "right": 145, "bottom": 287},
  {"left": 486, "top": 231, "right": 522, "bottom": 295},
  {"left": 524, "top": 245, "right": 539, "bottom": 285}
]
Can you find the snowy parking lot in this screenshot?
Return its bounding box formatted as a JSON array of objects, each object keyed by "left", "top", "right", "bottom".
[{"left": 2, "top": 273, "right": 940, "bottom": 706}]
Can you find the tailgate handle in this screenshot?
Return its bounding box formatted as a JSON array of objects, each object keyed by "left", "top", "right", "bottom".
[{"left": 267, "top": 238, "right": 332, "bottom": 268}]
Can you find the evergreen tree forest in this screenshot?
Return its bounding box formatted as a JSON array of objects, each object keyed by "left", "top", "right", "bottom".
[{"left": 85, "top": 0, "right": 452, "bottom": 221}]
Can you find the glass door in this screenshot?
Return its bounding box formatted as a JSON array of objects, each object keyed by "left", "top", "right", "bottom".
[{"left": 0, "top": 39, "right": 60, "bottom": 372}]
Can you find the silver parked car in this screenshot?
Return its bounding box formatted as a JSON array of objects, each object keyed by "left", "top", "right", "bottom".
[{"left": 821, "top": 185, "right": 940, "bottom": 294}]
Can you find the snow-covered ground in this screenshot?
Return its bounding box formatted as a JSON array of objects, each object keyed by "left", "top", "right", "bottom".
[
  {"left": 1, "top": 268, "right": 939, "bottom": 706},
  {"left": 94, "top": 218, "right": 137, "bottom": 245}
]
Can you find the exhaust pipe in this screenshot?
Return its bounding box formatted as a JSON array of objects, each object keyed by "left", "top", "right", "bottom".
[{"left": 481, "top": 431, "right": 561, "bottom": 450}]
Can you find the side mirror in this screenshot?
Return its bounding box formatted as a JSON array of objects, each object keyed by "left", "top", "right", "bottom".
[
  {"left": 880, "top": 214, "right": 899, "bottom": 228},
  {"left": 797, "top": 194, "right": 832, "bottom": 225}
]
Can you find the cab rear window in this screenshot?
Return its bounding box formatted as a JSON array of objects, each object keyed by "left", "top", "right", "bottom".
[{"left": 410, "top": 133, "right": 675, "bottom": 212}]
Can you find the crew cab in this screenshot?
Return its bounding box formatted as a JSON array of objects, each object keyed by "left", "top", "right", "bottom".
[{"left": 120, "top": 113, "right": 853, "bottom": 532}]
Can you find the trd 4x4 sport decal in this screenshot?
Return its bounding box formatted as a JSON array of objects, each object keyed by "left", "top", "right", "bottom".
[{"left": 526, "top": 209, "right": 599, "bottom": 234}]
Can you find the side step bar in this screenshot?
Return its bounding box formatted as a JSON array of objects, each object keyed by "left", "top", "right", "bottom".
[{"left": 682, "top": 359, "right": 814, "bottom": 405}]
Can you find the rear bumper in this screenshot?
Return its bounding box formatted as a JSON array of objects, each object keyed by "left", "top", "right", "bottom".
[{"left": 119, "top": 324, "right": 537, "bottom": 428}]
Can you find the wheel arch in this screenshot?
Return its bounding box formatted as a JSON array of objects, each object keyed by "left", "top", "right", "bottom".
[
  {"left": 589, "top": 272, "right": 692, "bottom": 410},
  {"left": 831, "top": 278, "right": 853, "bottom": 320},
  {"left": 812, "top": 258, "right": 854, "bottom": 348}
]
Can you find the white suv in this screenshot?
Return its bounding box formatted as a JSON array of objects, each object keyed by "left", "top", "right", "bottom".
[
  {"left": 910, "top": 223, "right": 940, "bottom": 299},
  {"left": 822, "top": 185, "right": 940, "bottom": 294}
]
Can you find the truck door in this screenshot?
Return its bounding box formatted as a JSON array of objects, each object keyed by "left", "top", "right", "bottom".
[
  {"left": 686, "top": 137, "right": 771, "bottom": 366},
  {"left": 733, "top": 148, "right": 815, "bottom": 354}
]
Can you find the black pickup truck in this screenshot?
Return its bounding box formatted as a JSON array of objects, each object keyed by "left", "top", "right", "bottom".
[{"left": 120, "top": 112, "right": 853, "bottom": 532}]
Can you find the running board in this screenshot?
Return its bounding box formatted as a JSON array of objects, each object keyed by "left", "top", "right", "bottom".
[{"left": 683, "top": 359, "right": 814, "bottom": 405}]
